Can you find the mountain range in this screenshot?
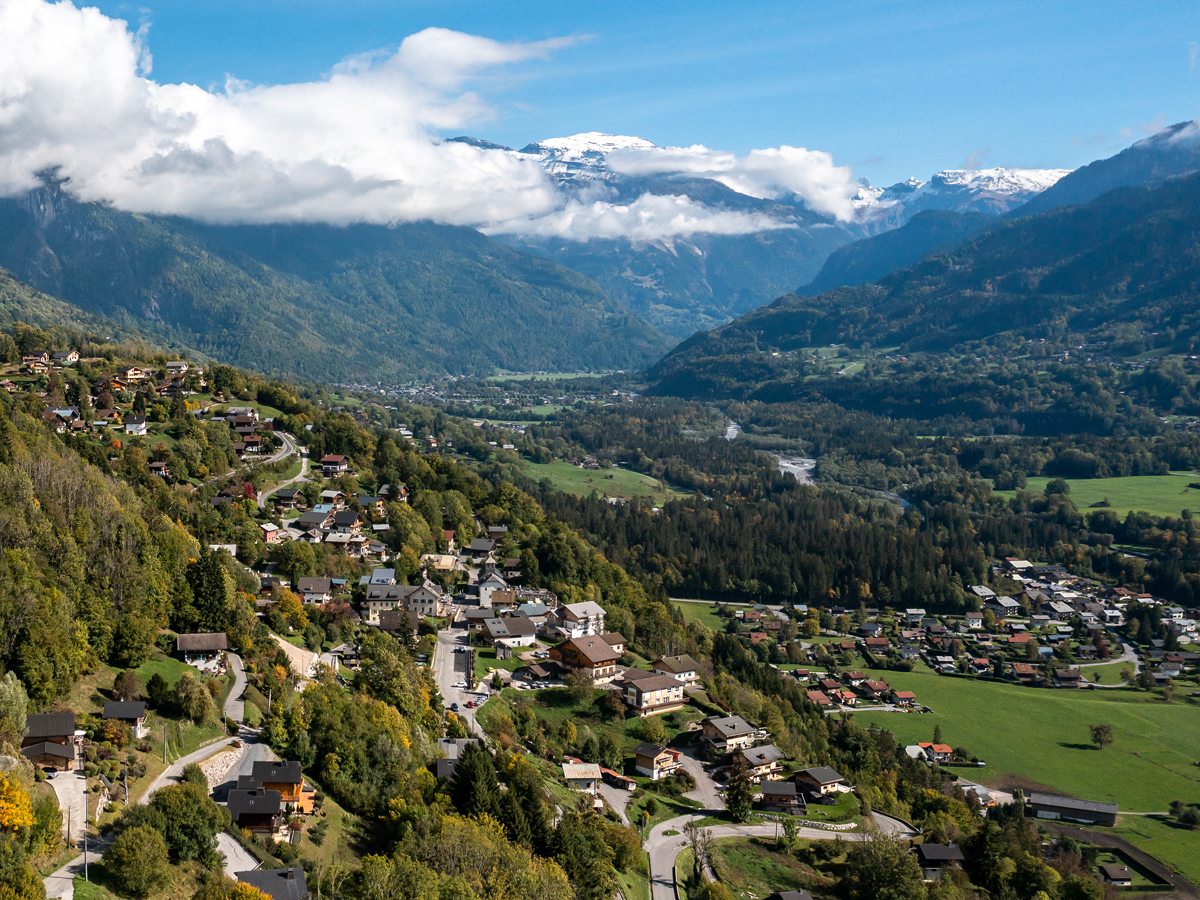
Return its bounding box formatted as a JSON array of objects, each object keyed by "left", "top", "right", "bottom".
[
  {"left": 0, "top": 182, "right": 670, "bottom": 382},
  {"left": 474, "top": 133, "right": 1071, "bottom": 337},
  {"left": 650, "top": 160, "right": 1200, "bottom": 400}
]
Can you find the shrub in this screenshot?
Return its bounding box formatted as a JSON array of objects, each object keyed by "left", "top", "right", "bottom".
[{"left": 106, "top": 824, "right": 171, "bottom": 897}]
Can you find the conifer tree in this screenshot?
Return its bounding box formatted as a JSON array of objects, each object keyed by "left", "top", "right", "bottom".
[
  {"left": 450, "top": 742, "right": 500, "bottom": 819},
  {"left": 726, "top": 753, "right": 754, "bottom": 822}
]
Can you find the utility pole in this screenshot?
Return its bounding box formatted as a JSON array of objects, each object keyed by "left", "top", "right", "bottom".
[
  {"left": 84, "top": 820, "right": 88, "bottom": 882},
  {"left": 163, "top": 722, "right": 167, "bottom": 763}
]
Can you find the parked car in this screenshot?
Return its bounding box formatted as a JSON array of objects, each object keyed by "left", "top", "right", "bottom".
[{"left": 450, "top": 702, "right": 459, "bottom": 711}]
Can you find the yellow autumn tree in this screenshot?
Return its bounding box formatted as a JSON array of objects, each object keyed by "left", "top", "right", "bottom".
[
  {"left": 230, "top": 885, "right": 272, "bottom": 900},
  {"left": 0, "top": 774, "right": 34, "bottom": 830}
]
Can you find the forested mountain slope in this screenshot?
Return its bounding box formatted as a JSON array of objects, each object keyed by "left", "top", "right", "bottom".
[
  {"left": 0, "top": 184, "right": 671, "bottom": 382},
  {"left": 651, "top": 171, "right": 1200, "bottom": 398},
  {"left": 797, "top": 209, "right": 993, "bottom": 295}
]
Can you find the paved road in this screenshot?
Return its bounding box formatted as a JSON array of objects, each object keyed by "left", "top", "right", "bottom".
[
  {"left": 257, "top": 434, "right": 307, "bottom": 510},
  {"left": 212, "top": 736, "right": 277, "bottom": 803},
  {"left": 43, "top": 839, "right": 109, "bottom": 900},
  {"left": 645, "top": 813, "right": 881, "bottom": 900},
  {"left": 225, "top": 653, "right": 246, "bottom": 723},
  {"left": 433, "top": 629, "right": 486, "bottom": 736},
  {"left": 139, "top": 736, "right": 241, "bottom": 804},
  {"left": 1073, "top": 641, "right": 1140, "bottom": 685},
  {"left": 217, "top": 831, "right": 259, "bottom": 878}
]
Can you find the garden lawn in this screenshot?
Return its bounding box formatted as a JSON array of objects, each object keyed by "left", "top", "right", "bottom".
[
  {"left": 852, "top": 670, "right": 1199, "bottom": 812},
  {"left": 995, "top": 474, "right": 1200, "bottom": 518},
  {"left": 521, "top": 460, "right": 685, "bottom": 502},
  {"left": 134, "top": 653, "right": 199, "bottom": 688},
  {"left": 709, "top": 837, "right": 815, "bottom": 900},
  {"left": 474, "top": 647, "right": 533, "bottom": 680}
]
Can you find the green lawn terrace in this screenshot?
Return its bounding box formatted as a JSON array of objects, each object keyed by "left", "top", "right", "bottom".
[{"left": 521, "top": 458, "right": 687, "bottom": 503}]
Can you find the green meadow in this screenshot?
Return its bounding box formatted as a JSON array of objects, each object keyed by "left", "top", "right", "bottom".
[
  {"left": 522, "top": 459, "right": 686, "bottom": 502},
  {"left": 995, "top": 474, "right": 1200, "bottom": 519}
]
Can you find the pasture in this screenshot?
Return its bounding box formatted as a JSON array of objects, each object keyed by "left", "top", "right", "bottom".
[{"left": 995, "top": 474, "right": 1200, "bottom": 518}]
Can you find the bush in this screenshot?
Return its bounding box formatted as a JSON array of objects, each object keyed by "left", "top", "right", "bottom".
[{"left": 106, "top": 824, "right": 171, "bottom": 897}]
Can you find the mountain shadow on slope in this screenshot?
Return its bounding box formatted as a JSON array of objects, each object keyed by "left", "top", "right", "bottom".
[{"left": 0, "top": 184, "right": 671, "bottom": 382}]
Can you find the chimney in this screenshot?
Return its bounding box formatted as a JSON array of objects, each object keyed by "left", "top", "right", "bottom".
[{"left": 286, "top": 869, "right": 296, "bottom": 880}]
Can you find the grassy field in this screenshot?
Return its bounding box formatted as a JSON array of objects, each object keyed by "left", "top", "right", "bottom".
[
  {"left": 134, "top": 652, "right": 201, "bottom": 688},
  {"left": 617, "top": 865, "right": 651, "bottom": 900},
  {"left": 995, "top": 474, "right": 1200, "bottom": 518},
  {"left": 709, "top": 836, "right": 817, "bottom": 900},
  {"left": 671, "top": 601, "right": 728, "bottom": 632},
  {"left": 474, "top": 647, "right": 535, "bottom": 679},
  {"left": 851, "top": 667, "right": 1200, "bottom": 882},
  {"left": 522, "top": 460, "right": 686, "bottom": 502}
]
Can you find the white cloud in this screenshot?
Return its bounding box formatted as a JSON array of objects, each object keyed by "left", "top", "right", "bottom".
[
  {"left": 604, "top": 144, "right": 859, "bottom": 220},
  {"left": 487, "top": 192, "right": 798, "bottom": 243},
  {"left": 0, "top": 0, "right": 857, "bottom": 240}
]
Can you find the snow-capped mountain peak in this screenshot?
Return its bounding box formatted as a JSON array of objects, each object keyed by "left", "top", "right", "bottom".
[
  {"left": 854, "top": 166, "right": 1070, "bottom": 221},
  {"left": 519, "top": 132, "right": 658, "bottom": 184},
  {"left": 927, "top": 167, "right": 1071, "bottom": 194}
]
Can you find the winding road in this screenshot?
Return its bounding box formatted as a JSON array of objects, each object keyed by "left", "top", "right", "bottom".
[
  {"left": 224, "top": 653, "right": 247, "bottom": 723},
  {"left": 256, "top": 433, "right": 308, "bottom": 510},
  {"left": 644, "top": 811, "right": 916, "bottom": 900}
]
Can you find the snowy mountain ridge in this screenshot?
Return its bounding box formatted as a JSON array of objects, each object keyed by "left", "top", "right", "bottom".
[{"left": 518, "top": 132, "right": 658, "bottom": 184}]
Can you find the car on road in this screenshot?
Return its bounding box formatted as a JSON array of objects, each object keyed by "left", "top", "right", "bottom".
[
  {"left": 465, "top": 701, "right": 475, "bottom": 708},
  {"left": 450, "top": 703, "right": 459, "bottom": 711},
  {"left": 454, "top": 681, "right": 467, "bottom": 688}
]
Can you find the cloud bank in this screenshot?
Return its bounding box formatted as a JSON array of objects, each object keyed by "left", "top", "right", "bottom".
[{"left": 0, "top": 0, "right": 858, "bottom": 240}]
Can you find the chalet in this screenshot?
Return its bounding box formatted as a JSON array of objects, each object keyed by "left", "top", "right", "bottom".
[
  {"left": 124, "top": 416, "right": 147, "bottom": 436},
  {"left": 917, "top": 742, "right": 953, "bottom": 763},
  {"left": 22, "top": 713, "right": 77, "bottom": 770},
  {"left": 295, "top": 510, "right": 334, "bottom": 532},
  {"left": 0, "top": 380, "right": 17, "bottom": 392},
  {"left": 379, "top": 608, "right": 420, "bottom": 640},
  {"left": 463, "top": 609, "right": 496, "bottom": 631},
  {"left": 622, "top": 673, "right": 686, "bottom": 717},
  {"left": 964, "top": 612, "right": 983, "bottom": 629},
  {"left": 274, "top": 489, "right": 305, "bottom": 510},
  {"left": 51, "top": 349, "right": 80, "bottom": 365},
  {"left": 21, "top": 350, "right": 49, "bottom": 366},
  {"left": 740, "top": 744, "right": 787, "bottom": 781},
  {"left": 148, "top": 461, "right": 170, "bottom": 479},
  {"left": 117, "top": 366, "right": 147, "bottom": 381},
  {"left": 833, "top": 690, "right": 858, "bottom": 707},
  {"left": 320, "top": 455, "right": 349, "bottom": 477},
  {"left": 176, "top": 632, "right": 228, "bottom": 662},
  {"left": 243, "top": 760, "right": 316, "bottom": 814},
  {"left": 651, "top": 655, "right": 701, "bottom": 685},
  {"left": 633, "top": 743, "right": 681, "bottom": 780},
  {"left": 797, "top": 766, "right": 845, "bottom": 796},
  {"left": 225, "top": 406, "right": 258, "bottom": 423},
  {"left": 819, "top": 678, "right": 842, "bottom": 693},
  {"left": 1099, "top": 865, "right": 1133, "bottom": 887},
  {"left": 905, "top": 608, "right": 927, "bottom": 623},
  {"left": 842, "top": 671, "right": 868, "bottom": 687},
  {"left": 758, "top": 780, "right": 804, "bottom": 814},
  {"left": 482, "top": 616, "right": 538, "bottom": 648},
  {"left": 236, "top": 868, "right": 310, "bottom": 900},
  {"left": 465, "top": 538, "right": 496, "bottom": 559},
  {"left": 1053, "top": 669, "right": 1082, "bottom": 688},
  {"left": 550, "top": 635, "right": 620, "bottom": 683},
  {"left": 357, "top": 495, "right": 385, "bottom": 517},
  {"left": 987, "top": 596, "right": 1022, "bottom": 616},
  {"left": 600, "top": 633, "right": 628, "bottom": 657},
  {"left": 547, "top": 601, "right": 607, "bottom": 639},
  {"left": 474, "top": 570, "right": 509, "bottom": 607},
  {"left": 102, "top": 701, "right": 148, "bottom": 739},
  {"left": 700, "top": 715, "right": 756, "bottom": 753},
  {"left": 320, "top": 490, "right": 347, "bottom": 508},
  {"left": 913, "top": 844, "right": 965, "bottom": 881},
  {"left": 1026, "top": 792, "right": 1118, "bottom": 826},
  {"left": 166, "top": 361, "right": 189, "bottom": 376},
  {"left": 562, "top": 761, "right": 601, "bottom": 799},
  {"left": 260, "top": 522, "right": 282, "bottom": 544},
  {"left": 227, "top": 789, "right": 283, "bottom": 834},
  {"left": 442, "top": 530, "right": 456, "bottom": 551},
  {"left": 331, "top": 510, "right": 362, "bottom": 534},
  {"left": 402, "top": 581, "right": 447, "bottom": 619},
  {"left": 859, "top": 680, "right": 889, "bottom": 700},
  {"left": 805, "top": 690, "right": 832, "bottom": 709},
  {"left": 1011, "top": 662, "right": 1039, "bottom": 684},
  {"left": 296, "top": 576, "right": 334, "bottom": 604},
  {"left": 864, "top": 637, "right": 891, "bottom": 651}
]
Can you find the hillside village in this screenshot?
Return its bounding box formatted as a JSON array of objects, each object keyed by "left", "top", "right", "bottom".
[{"left": 1, "top": 336, "right": 1198, "bottom": 900}]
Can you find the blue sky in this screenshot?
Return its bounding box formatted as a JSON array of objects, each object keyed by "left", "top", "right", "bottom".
[{"left": 89, "top": 0, "right": 1200, "bottom": 186}]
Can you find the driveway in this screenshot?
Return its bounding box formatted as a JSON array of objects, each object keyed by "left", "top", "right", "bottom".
[
  {"left": 433, "top": 629, "right": 486, "bottom": 736},
  {"left": 224, "top": 653, "right": 247, "bottom": 723},
  {"left": 49, "top": 770, "right": 87, "bottom": 843},
  {"left": 676, "top": 746, "right": 724, "bottom": 810},
  {"left": 211, "top": 735, "right": 278, "bottom": 803},
  {"left": 598, "top": 782, "right": 633, "bottom": 824},
  {"left": 271, "top": 633, "right": 317, "bottom": 679},
  {"left": 216, "top": 831, "right": 259, "bottom": 878}
]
